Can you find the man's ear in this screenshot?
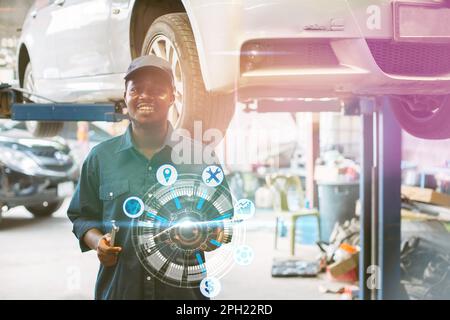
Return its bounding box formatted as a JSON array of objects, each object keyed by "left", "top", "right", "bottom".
[
  {"left": 123, "top": 80, "right": 129, "bottom": 99},
  {"left": 170, "top": 90, "right": 175, "bottom": 105},
  {"left": 123, "top": 90, "right": 128, "bottom": 114}
]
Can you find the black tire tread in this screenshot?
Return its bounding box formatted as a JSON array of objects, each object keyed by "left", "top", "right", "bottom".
[
  {"left": 23, "top": 63, "right": 64, "bottom": 138},
  {"left": 26, "top": 200, "right": 64, "bottom": 218},
  {"left": 142, "top": 13, "right": 235, "bottom": 140},
  {"left": 390, "top": 97, "right": 450, "bottom": 139}
]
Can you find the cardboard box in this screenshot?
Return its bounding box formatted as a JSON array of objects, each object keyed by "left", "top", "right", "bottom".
[
  {"left": 327, "top": 252, "right": 359, "bottom": 279},
  {"left": 401, "top": 185, "right": 450, "bottom": 208}
]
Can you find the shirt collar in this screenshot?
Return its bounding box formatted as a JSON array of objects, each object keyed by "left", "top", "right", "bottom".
[{"left": 115, "top": 121, "right": 176, "bottom": 154}]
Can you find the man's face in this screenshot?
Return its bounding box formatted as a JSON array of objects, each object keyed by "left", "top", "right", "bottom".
[{"left": 124, "top": 69, "right": 175, "bottom": 126}]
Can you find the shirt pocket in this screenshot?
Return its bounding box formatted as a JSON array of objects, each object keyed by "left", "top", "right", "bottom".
[{"left": 99, "top": 180, "right": 130, "bottom": 220}]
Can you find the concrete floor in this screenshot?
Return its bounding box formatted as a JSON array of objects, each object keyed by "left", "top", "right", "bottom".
[{"left": 0, "top": 199, "right": 346, "bottom": 300}]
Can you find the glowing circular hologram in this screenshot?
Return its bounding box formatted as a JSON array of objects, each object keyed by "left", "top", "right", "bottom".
[
  {"left": 200, "top": 277, "right": 221, "bottom": 298},
  {"left": 202, "top": 165, "right": 224, "bottom": 187},
  {"left": 234, "top": 199, "right": 255, "bottom": 220},
  {"left": 123, "top": 196, "right": 144, "bottom": 219},
  {"left": 234, "top": 245, "right": 254, "bottom": 266},
  {"left": 131, "top": 174, "right": 246, "bottom": 288},
  {"left": 156, "top": 164, "right": 178, "bottom": 186}
]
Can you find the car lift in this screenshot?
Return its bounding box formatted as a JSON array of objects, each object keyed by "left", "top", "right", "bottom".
[
  {"left": 359, "top": 97, "right": 402, "bottom": 300},
  {"left": 0, "top": 83, "right": 127, "bottom": 122},
  {"left": 1, "top": 82, "right": 403, "bottom": 300}
]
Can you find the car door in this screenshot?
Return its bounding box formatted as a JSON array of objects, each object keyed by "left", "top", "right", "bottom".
[
  {"left": 49, "top": 0, "right": 114, "bottom": 78},
  {"left": 26, "top": 0, "right": 59, "bottom": 81},
  {"left": 109, "top": 0, "right": 133, "bottom": 73}
]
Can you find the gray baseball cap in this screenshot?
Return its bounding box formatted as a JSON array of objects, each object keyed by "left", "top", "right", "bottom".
[{"left": 124, "top": 55, "right": 174, "bottom": 87}]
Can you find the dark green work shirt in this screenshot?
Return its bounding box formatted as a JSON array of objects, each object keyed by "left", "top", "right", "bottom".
[{"left": 67, "top": 123, "right": 229, "bottom": 300}]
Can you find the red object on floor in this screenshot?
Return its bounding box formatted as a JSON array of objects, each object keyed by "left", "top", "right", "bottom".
[{"left": 327, "top": 267, "right": 358, "bottom": 283}]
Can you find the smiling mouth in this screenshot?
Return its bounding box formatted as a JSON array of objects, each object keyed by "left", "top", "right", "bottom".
[{"left": 137, "top": 103, "right": 155, "bottom": 113}]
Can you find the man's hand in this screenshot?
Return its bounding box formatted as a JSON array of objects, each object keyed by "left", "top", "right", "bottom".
[
  {"left": 202, "top": 227, "right": 225, "bottom": 252},
  {"left": 83, "top": 228, "right": 122, "bottom": 267},
  {"left": 96, "top": 233, "right": 122, "bottom": 267}
]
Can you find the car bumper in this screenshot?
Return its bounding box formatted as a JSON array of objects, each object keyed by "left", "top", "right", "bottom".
[
  {"left": 0, "top": 167, "right": 77, "bottom": 207},
  {"left": 192, "top": 0, "right": 450, "bottom": 98},
  {"left": 238, "top": 38, "right": 450, "bottom": 100},
  {"left": 3, "top": 188, "right": 65, "bottom": 207}
]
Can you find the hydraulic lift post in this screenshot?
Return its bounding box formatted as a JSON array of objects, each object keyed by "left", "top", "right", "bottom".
[
  {"left": 359, "top": 98, "right": 374, "bottom": 300},
  {"left": 377, "top": 97, "right": 402, "bottom": 300},
  {"left": 359, "top": 97, "right": 402, "bottom": 300}
]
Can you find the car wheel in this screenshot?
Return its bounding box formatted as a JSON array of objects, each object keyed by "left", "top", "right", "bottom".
[
  {"left": 390, "top": 95, "right": 450, "bottom": 140},
  {"left": 142, "top": 13, "right": 235, "bottom": 141},
  {"left": 25, "top": 200, "right": 64, "bottom": 218},
  {"left": 23, "top": 63, "right": 64, "bottom": 137}
]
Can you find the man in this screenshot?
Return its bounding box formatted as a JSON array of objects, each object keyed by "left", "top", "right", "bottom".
[{"left": 67, "top": 55, "right": 230, "bottom": 300}]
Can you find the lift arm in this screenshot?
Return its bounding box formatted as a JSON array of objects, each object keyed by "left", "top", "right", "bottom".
[{"left": 0, "top": 83, "right": 127, "bottom": 122}]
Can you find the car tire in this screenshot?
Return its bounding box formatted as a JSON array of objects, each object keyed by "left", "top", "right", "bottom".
[
  {"left": 25, "top": 200, "right": 64, "bottom": 218},
  {"left": 142, "top": 13, "right": 235, "bottom": 141},
  {"left": 390, "top": 95, "right": 450, "bottom": 140},
  {"left": 23, "top": 63, "right": 64, "bottom": 137}
]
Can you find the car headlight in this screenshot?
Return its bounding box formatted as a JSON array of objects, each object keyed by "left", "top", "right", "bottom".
[{"left": 0, "top": 146, "right": 41, "bottom": 176}]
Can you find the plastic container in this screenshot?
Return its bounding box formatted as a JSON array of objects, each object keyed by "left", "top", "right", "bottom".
[{"left": 317, "top": 181, "right": 359, "bottom": 242}]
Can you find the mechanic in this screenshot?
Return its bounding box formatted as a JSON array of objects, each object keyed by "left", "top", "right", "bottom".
[{"left": 67, "top": 55, "right": 229, "bottom": 300}]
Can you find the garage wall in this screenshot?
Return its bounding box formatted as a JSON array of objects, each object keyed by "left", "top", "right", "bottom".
[
  {"left": 219, "top": 109, "right": 362, "bottom": 173},
  {"left": 0, "top": 0, "right": 34, "bottom": 82},
  {"left": 402, "top": 133, "right": 450, "bottom": 170},
  {"left": 0, "top": 0, "right": 34, "bottom": 38},
  {"left": 219, "top": 105, "right": 298, "bottom": 171},
  {"left": 319, "top": 112, "right": 361, "bottom": 162}
]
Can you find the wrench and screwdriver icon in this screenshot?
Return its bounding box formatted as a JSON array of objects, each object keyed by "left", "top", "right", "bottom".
[{"left": 205, "top": 167, "right": 222, "bottom": 184}]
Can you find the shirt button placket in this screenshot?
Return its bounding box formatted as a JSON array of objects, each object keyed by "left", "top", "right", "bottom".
[{"left": 143, "top": 274, "right": 155, "bottom": 299}]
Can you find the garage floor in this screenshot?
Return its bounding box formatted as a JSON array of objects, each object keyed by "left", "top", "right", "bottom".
[{"left": 0, "top": 199, "right": 346, "bottom": 300}]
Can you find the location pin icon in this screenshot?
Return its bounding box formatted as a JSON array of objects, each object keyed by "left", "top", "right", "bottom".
[{"left": 163, "top": 168, "right": 172, "bottom": 182}]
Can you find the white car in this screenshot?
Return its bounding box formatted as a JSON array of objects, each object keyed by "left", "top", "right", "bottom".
[{"left": 15, "top": 0, "right": 450, "bottom": 139}]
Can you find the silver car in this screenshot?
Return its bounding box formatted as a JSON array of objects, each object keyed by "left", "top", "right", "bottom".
[
  {"left": 15, "top": 0, "right": 450, "bottom": 139},
  {"left": 0, "top": 120, "right": 78, "bottom": 223}
]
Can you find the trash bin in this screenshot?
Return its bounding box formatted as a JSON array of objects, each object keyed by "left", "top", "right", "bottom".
[{"left": 317, "top": 181, "right": 359, "bottom": 242}]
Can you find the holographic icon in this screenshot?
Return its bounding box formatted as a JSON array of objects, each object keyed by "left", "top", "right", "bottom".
[
  {"left": 156, "top": 164, "right": 177, "bottom": 186},
  {"left": 202, "top": 165, "right": 224, "bottom": 187},
  {"left": 163, "top": 168, "right": 172, "bottom": 183},
  {"left": 123, "top": 196, "right": 144, "bottom": 219},
  {"left": 200, "top": 277, "right": 221, "bottom": 298},
  {"left": 234, "top": 245, "right": 254, "bottom": 266},
  {"left": 234, "top": 199, "right": 255, "bottom": 220}
]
